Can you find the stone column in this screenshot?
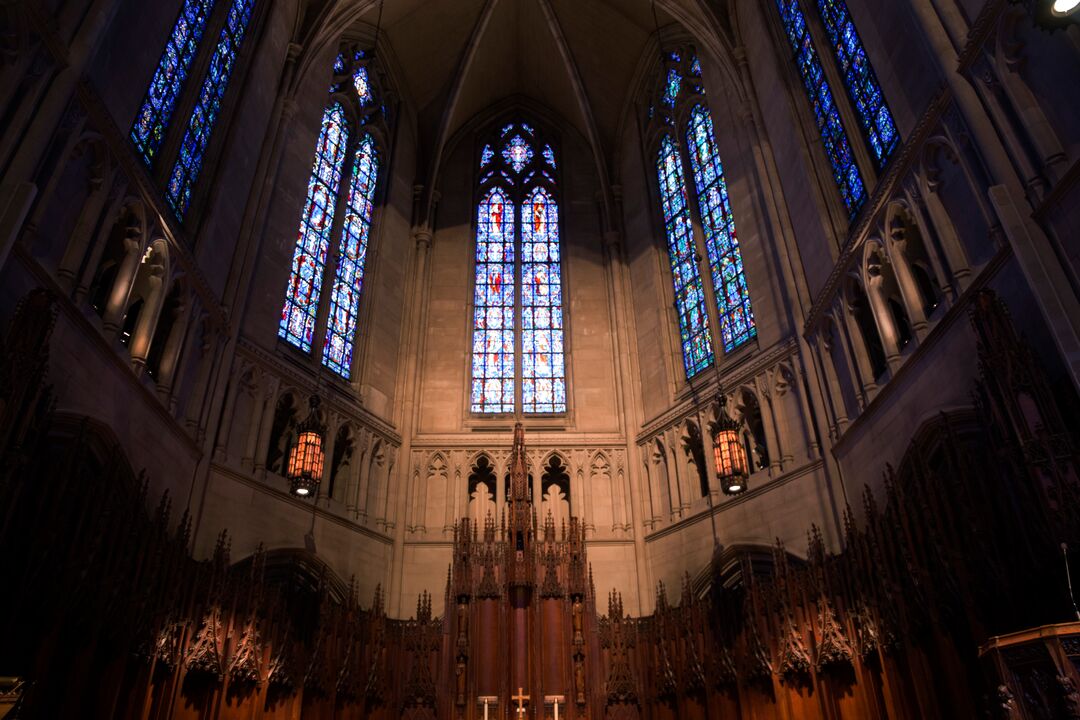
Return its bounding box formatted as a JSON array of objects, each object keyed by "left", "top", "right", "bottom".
[
  {"left": 755, "top": 375, "right": 783, "bottom": 476},
  {"left": 887, "top": 235, "right": 931, "bottom": 341},
  {"left": 213, "top": 364, "right": 246, "bottom": 462},
  {"left": 57, "top": 169, "right": 115, "bottom": 291},
  {"left": 320, "top": 417, "right": 338, "bottom": 505},
  {"left": 445, "top": 455, "right": 460, "bottom": 537},
  {"left": 699, "top": 408, "right": 721, "bottom": 502},
  {"left": 129, "top": 260, "right": 167, "bottom": 371},
  {"left": 495, "top": 451, "right": 507, "bottom": 522},
  {"left": 155, "top": 293, "right": 193, "bottom": 402},
  {"left": 241, "top": 374, "right": 265, "bottom": 472},
  {"left": 837, "top": 299, "right": 879, "bottom": 403},
  {"left": 865, "top": 267, "right": 904, "bottom": 374},
  {"left": 252, "top": 376, "right": 281, "bottom": 479},
  {"left": 813, "top": 329, "right": 849, "bottom": 436},
  {"left": 184, "top": 315, "right": 216, "bottom": 433},
  {"left": 345, "top": 432, "right": 368, "bottom": 516},
  {"left": 101, "top": 235, "right": 143, "bottom": 335},
  {"left": 905, "top": 181, "right": 968, "bottom": 294}
]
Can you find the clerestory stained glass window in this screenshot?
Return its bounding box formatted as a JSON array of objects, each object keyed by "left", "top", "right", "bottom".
[
  {"left": 131, "top": 0, "right": 216, "bottom": 166},
  {"left": 165, "top": 0, "right": 256, "bottom": 215},
  {"left": 279, "top": 104, "right": 350, "bottom": 352},
  {"left": 657, "top": 135, "right": 714, "bottom": 377},
  {"left": 814, "top": 0, "right": 899, "bottom": 167},
  {"left": 521, "top": 187, "right": 565, "bottom": 413},
  {"left": 471, "top": 188, "right": 517, "bottom": 414},
  {"left": 775, "top": 0, "right": 867, "bottom": 217},
  {"left": 686, "top": 106, "right": 756, "bottom": 352},
  {"left": 322, "top": 133, "right": 379, "bottom": 378}
]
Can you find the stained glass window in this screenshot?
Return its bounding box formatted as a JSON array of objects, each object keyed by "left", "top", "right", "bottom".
[
  {"left": 322, "top": 133, "right": 378, "bottom": 378},
  {"left": 521, "top": 187, "right": 566, "bottom": 413},
  {"left": 814, "top": 0, "right": 898, "bottom": 167},
  {"left": 481, "top": 144, "right": 494, "bottom": 168},
  {"left": 471, "top": 188, "right": 517, "bottom": 413},
  {"left": 165, "top": 0, "right": 256, "bottom": 215},
  {"left": 657, "top": 135, "right": 714, "bottom": 377},
  {"left": 775, "top": 0, "right": 867, "bottom": 217},
  {"left": 686, "top": 106, "right": 756, "bottom": 352},
  {"left": 662, "top": 68, "right": 682, "bottom": 107},
  {"left": 130, "top": 0, "right": 216, "bottom": 166},
  {"left": 503, "top": 135, "right": 533, "bottom": 173},
  {"left": 352, "top": 65, "right": 373, "bottom": 105},
  {"left": 543, "top": 144, "right": 556, "bottom": 168},
  {"left": 279, "top": 104, "right": 350, "bottom": 352}
]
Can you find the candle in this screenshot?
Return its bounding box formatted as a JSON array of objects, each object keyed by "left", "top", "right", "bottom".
[
  {"left": 554, "top": 699, "right": 559, "bottom": 720},
  {"left": 483, "top": 699, "right": 489, "bottom": 720}
]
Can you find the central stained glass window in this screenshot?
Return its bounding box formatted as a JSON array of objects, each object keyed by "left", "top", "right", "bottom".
[{"left": 471, "top": 124, "right": 566, "bottom": 414}]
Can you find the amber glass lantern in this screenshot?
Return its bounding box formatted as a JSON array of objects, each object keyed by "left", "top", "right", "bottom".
[
  {"left": 713, "top": 395, "right": 749, "bottom": 495},
  {"left": 287, "top": 396, "right": 325, "bottom": 498}
]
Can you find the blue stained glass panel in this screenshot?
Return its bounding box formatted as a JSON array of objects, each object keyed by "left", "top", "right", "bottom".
[
  {"left": 279, "top": 104, "right": 350, "bottom": 352},
  {"left": 471, "top": 188, "right": 517, "bottom": 413},
  {"left": 686, "top": 106, "right": 756, "bottom": 353},
  {"left": 814, "top": 0, "right": 899, "bottom": 168},
  {"left": 480, "top": 144, "right": 494, "bottom": 168},
  {"left": 662, "top": 68, "right": 682, "bottom": 107},
  {"left": 322, "top": 133, "right": 379, "bottom": 378},
  {"left": 130, "top": 0, "right": 216, "bottom": 166},
  {"left": 543, "top": 144, "right": 556, "bottom": 169},
  {"left": 521, "top": 187, "right": 565, "bottom": 414},
  {"left": 657, "top": 135, "right": 714, "bottom": 377},
  {"left": 503, "top": 135, "right": 533, "bottom": 173},
  {"left": 775, "top": 0, "right": 866, "bottom": 217},
  {"left": 166, "top": 0, "right": 255, "bottom": 215},
  {"left": 353, "top": 65, "right": 373, "bottom": 105}
]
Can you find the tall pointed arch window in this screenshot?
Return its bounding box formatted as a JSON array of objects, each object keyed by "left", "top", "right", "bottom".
[
  {"left": 130, "top": 0, "right": 257, "bottom": 217},
  {"left": 131, "top": 0, "right": 217, "bottom": 165},
  {"left": 773, "top": 0, "right": 899, "bottom": 215},
  {"left": 166, "top": 0, "right": 256, "bottom": 214},
  {"left": 813, "top": 0, "right": 899, "bottom": 167},
  {"left": 774, "top": 0, "right": 866, "bottom": 216},
  {"left": 471, "top": 123, "right": 566, "bottom": 415},
  {"left": 278, "top": 48, "right": 387, "bottom": 380},
  {"left": 649, "top": 49, "right": 756, "bottom": 380}
]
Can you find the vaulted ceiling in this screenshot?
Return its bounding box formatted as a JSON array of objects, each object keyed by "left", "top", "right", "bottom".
[
  {"left": 383, "top": 0, "right": 663, "bottom": 152},
  {"left": 294, "top": 0, "right": 735, "bottom": 207}
]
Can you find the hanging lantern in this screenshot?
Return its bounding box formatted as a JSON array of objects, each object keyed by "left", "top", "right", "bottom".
[
  {"left": 713, "top": 395, "right": 750, "bottom": 495},
  {"left": 287, "top": 395, "right": 325, "bottom": 498}
]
